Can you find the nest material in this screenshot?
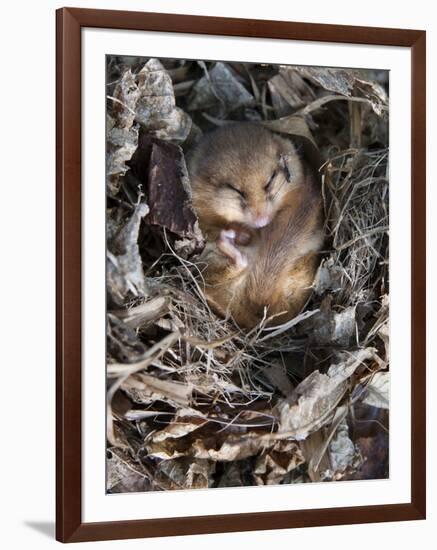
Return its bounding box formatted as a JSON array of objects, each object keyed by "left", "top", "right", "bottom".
[{"left": 106, "top": 57, "right": 389, "bottom": 492}]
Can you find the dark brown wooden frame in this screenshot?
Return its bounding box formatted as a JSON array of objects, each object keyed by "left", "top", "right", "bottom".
[{"left": 56, "top": 6, "right": 426, "bottom": 543}]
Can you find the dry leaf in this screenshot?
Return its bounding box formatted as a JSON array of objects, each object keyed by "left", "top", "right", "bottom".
[
  {"left": 313, "top": 257, "right": 344, "bottom": 295},
  {"left": 188, "top": 61, "right": 254, "bottom": 115},
  {"left": 300, "top": 429, "right": 332, "bottom": 482},
  {"left": 147, "top": 431, "right": 283, "bottom": 462},
  {"left": 151, "top": 417, "right": 208, "bottom": 442},
  {"left": 276, "top": 348, "right": 377, "bottom": 440},
  {"left": 267, "top": 68, "right": 315, "bottom": 117},
  {"left": 107, "top": 201, "right": 149, "bottom": 306},
  {"left": 327, "top": 417, "right": 362, "bottom": 479},
  {"left": 362, "top": 371, "right": 389, "bottom": 409},
  {"left": 136, "top": 58, "right": 192, "bottom": 143},
  {"left": 106, "top": 116, "right": 139, "bottom": 197},
  {"left": 110, "top": 68, "right": 141, "bottom": 128},
  {"left": 128, "top": 134, "right": 204, "bottom": 258},
  {"left": 156, "top": 458, "right": 214, "bottom": 490},
  {"left": 254, "top": 440, "right": 304, "bottom": 485},
  {"left": 296, "top": 67, "right": 388, "bottom": 116},
  {"left": 106, "top": 69, "right": 141, "bottom": 196},
  {"left": 301, "top": 305, "right": 358, "bottom": 348},
  {"left": 107, "top": 447, "right": 151, "bottom": 492},
  {"left": 122, "top": 372, "right": 193, "bottom": 408}
]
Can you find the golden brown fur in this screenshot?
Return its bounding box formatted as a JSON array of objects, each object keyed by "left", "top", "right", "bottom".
[{"left": 187, "top": 123, "right": 323, "bottom": 328}]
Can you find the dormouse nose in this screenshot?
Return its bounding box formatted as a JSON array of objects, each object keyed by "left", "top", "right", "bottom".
[{"left": 252, "top": 214, "right": 271, "bottom": 228}]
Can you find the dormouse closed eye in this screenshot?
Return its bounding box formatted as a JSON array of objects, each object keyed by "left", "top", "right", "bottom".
[
  {"left": 264, "top": 170, "right": 277, "bottom": 192},
  {"left": 226, "top": 183, "right": 246, "bottom": 200}
]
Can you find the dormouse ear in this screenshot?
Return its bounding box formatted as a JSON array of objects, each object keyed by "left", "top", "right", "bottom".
[{"left": 279, "top": 152, "right": 295, "bottom": 183}]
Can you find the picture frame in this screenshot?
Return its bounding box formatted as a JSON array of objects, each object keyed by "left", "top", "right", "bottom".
[{"left": 56, "top": 6, "right": 426, "bottom": 543}]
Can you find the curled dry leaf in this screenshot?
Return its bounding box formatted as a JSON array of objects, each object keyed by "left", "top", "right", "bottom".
[
  {"left": 188, "top": 62, "right": 255, "bottom": 115},
  {"left": 151, "top": 417, "right": 208, "bottom": 443},
  {"left": 300, "top": 406, "right": 362, "bottom": 481},
  {"left": 298, "top": 67, "right": 356, "bottom": 96},
  {"left": 129, "top": 134, "right": 204, "bottom": 258},
  {"left": 122, "top": 372, "right": 193, "bottom": 408},
  {"left": 107, "top": 447, "right": 151, "bottom": 492},
  {"left": 156, "top": 457, "right": 214, "bottom": 490},
  {"left": 267, "top": 67, "right": 315, "bottom": 117},
  {"left": 254, "top": 440, "right": 304, "bottom": 486},
  {"left": 300, "top": 428, "right": 332, "bottom": 482},
  {"left": 276, "top": 348, "right": 377, "bottom": 440},
  {"left": 146, "top": 139, "right": 202, "bottom": 243},
  {"left": 313, "top": 257, "right": 344, "bottom": 296},
  {"left": 111, "top": 68, "right": 141, "bottom": 128},
  {"left": 295, "top": 66, "right": 388, "bottom": 116},
  {"left": 190, "top": 433, "right": 283, "bottom": 462},
  {"left": 106, "top": 69, "right": 141, "bottom": 196},
  {"left": 362, "top": 371, "right": 389, "bottom": 409},
  {"left": 300, "top": 304, "right": 358, "bottom": 348},
  {"left": 107, "top": 116, "right": 139, "bottom": 197},
  {"left": 147, "top": 431, "right": 287, "bottom": 463},
  {"left": 136, "top": 58, "right": 192, "bottom": 143},
  {"left": 107, "top": 201, "right": 149, "bottom": 306},
  {"left": 327, "top": 417, "right": 362, "bottom": 480}
]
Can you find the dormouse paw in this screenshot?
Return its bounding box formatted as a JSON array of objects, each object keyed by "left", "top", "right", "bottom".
[{"left": 217, "top": 229, "right": 248, "bottom": 270}]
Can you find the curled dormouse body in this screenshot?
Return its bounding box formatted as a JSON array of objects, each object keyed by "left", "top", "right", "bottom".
[{"left": 187, "top": 123, "right": 324, "bottom": 328}]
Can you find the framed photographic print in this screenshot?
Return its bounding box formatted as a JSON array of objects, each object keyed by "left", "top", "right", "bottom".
[{"left": 56, "top": 7, "right": 426, "bottom": 543}]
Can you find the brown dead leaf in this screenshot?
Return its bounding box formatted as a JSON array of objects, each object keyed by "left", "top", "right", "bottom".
[
  {"left": 107, "top": 447, "right": 151, "bottom": 492},
  {"left": 362, "top": 371, "right": 389, "bottom": 409},
  {"left": 136, "top": 58, "right": 192, "bottom": 143},
  {"left": 300, "top": 429, "right": 332, "bottom": 482},
  {"left": 254, "top": 440, "right": 304, "bottom": 485},
  {"left": 295, "top": 66, "right": 388, "bottom": 116},
  {"left": 188, "top": 61, "right": 254, "bottom": 115},
  {"left": 147, "top": 431, "right": 283, "bottom": 463},
  {"left": 276, "top": 348, "right": 377, "bottom": 440},
  {"left": 151, "top": 416, "right": 208, "bottom": 442},
  {"left": 328, "top": 416, "right": 362, "bottom": 479},
  {"left": 156, "top": 458, "right": 214, "bottom": 490},
  {"left": 128, "top": 134, "right": 204, "bottom": 258},
  {"left": 122, "top": 372, "right": 193, "bottom": 408},
  {"left": 300, "top": 304, "right": 358, "bottom": 348},
  {"left": 106, "top": 69, "right": 141, "bottom": 196},
  {"left": 107, "top": 201, "right": 149, "bottom": 306},
  {"left": 268, "top": 68, "right": 315, "bottom": 117}
]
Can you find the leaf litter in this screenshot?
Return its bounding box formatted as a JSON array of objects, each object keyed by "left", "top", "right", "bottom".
[{"left": 106, "top": 56, "right": 390, "bottom": 492}]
